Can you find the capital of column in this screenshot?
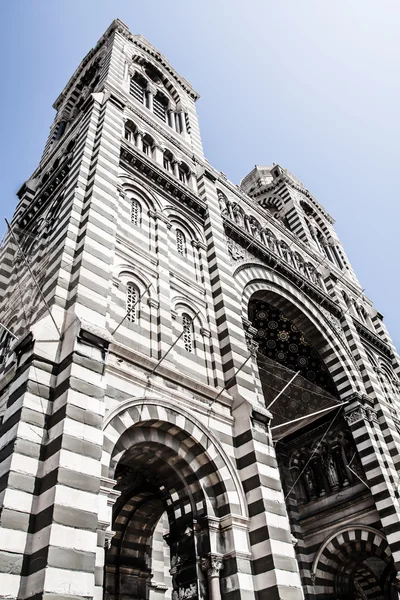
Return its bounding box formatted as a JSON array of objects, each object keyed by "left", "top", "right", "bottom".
[
  {"left": 344, "top": 404, "right": 367, "bottom": 425},
  {"left": 200, "top": 327, "right": 211, "bottom": 338},
  {"left": 117, "top": 185, "right": 126, "bottom": 199},
  {"left": 148, "top": 209, "right": 171, "bottom": 228},
  {"left": 200, "top": 554, "right": 224, "bottom": 578},
  {"left": 147, "top": 83, "right": 157, "bottom": 95},
  {"left": 147, "top": 298, "right": 159, "bottom": 309},
  {"left": 245, "top": 331, "right": 259, "bottom": 357}
]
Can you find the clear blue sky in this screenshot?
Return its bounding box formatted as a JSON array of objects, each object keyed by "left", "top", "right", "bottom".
[{"left": 0, "top": 1, "right": 399, "bottom": 350}]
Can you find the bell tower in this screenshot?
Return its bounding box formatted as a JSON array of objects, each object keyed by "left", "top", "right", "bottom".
[{"left": 1, "top": 18, "right": 400, "bottom": 600}]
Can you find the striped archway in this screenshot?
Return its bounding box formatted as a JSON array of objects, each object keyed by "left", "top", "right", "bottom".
[
  {"left": 312, "top": 525, "right": 396, "bottom": 599},
  {"left": 102, "top": 398, "right": 248, "bottom": 600},
  {"left": 235, "top": 264, "right": 363, "bottom": 400}
]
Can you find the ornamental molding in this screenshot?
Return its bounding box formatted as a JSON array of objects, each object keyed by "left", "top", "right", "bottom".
[
  {"left": 344, "top": 406, "right": 367, "bottom": 425},
  {"left": 120, "top": 143, "right": 206, "bottom": 217},
  {"left": 226, "top": 225, "right": 342, "bottom": 319},
  {"left": 354, "top": 318, "right": 392, "bottom": 359},
  {"left": 344, "top": 403, "right": 377, "bottom": 425},
  {"left": 200, "top": 555, "right": 224, "bottom": 577}
]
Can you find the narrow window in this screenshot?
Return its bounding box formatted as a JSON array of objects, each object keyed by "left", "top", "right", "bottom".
[
  {"left": 143, "top": 141, "right": 150, "bottom": 156},
  {"left": 126, "top": 284, "right": 138, "bottom": 323},
  {"left": 176, "top": 229, "right": 186, "bottom": 256},
  {"left": 130, "top": 73, "right": 147, "bottom": 104},
  {"left": 182, "top": 314, "right": 193, "bottom": 353},
  {"left": 178, "top": 169, "right": 186, "bottom": 184},
  {"left": 55, "top": 120, "right": 66, "bottom": 141},
  {"left": 184, "top": 113, "right": 191, "bottom": 134},
  {"left": 131, "top": 199, "right": 141, "bottom": 226},
  {"left": 153, "top": 92, "right": 168, "bottom": 122},
  {"left": 124, "top": 123, "right": 136, "bottom": 143}
]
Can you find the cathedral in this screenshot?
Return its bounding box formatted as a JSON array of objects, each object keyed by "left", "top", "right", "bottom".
[{"left": 1, "top": 18, "right": 400, "bottom": 600}]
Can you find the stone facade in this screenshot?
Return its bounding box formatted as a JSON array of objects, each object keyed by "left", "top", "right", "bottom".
[{"left": 0, "top": 18, "right": 400, "bottom": 600}]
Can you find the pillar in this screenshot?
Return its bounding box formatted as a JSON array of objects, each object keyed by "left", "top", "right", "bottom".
[{"left": 201, "top": 555, "right": 223, "bottom": 600}]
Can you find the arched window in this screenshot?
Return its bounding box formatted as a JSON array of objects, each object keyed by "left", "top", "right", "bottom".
[
  {"left": 130, "top": 199, "right": 141, "bottom": 226},
  {"left": 55, "top": 120, "right": 67, "bottom": 141},
  {"left": 182, "top": 313, "right": 193, "bottom": 353},
  {"left": 293, "top": 252, "right": 305, "bottom": 274},
  {"left": 163, "top": 150, "right": 174, "bottom": 172},
  {"left": 126, "top": 283, "right": 139, "bottom": 323},
  {"left": 176, "top": 229, "right": 186, "bottom": 256},
  {"left": 279, "top": 241, "right": 292, "bottom": 264},
  {"left": 248, "top": 216, "right": 261, "bottom": 239},
  {"left": 153, "top": 92, "right": 168, "bottom": 122},
  {"left": 178, "top": 163, "right": 190, "bottom": 186},
  {"left": 264, "top": 229, "right": 277, "bottom": 252},
  {"left": 124, "top": 121, "right": 137, "bottom": 144},
  {"left": 142, "top": 134, "right": 154, "bottom": 157},
  {"left": 130, "top": 73, "right": 147, "bottom": 104}
]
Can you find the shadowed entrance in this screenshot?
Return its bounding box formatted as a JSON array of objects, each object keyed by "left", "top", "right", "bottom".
[{"left": 104, "top": 422, "right": 230, "bottom": 600}]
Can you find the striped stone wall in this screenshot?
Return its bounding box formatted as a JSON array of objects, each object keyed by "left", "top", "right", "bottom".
[{"left": 0, "top": 17, "right": 400, "bottom": 600}]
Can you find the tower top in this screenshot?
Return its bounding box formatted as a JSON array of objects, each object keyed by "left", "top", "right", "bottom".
[
  {"left": 53, "top": 18, "right": 200, "bottom": 112},
  {"left": 240, "top": 164, "right": 334, "bottom": 224}
]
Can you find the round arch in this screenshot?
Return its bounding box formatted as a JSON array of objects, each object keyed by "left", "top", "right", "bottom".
[
  {"left": 130, "top": 54, "right": 183, "bottom": 107},
  {"left": 312, "top": 525, "right": 396, "bottom": 599},
  {"left": 102, "top": 398, "right": 248, "bottom": 600},
  {"left": 102, "top": 397, "right": 247, "bottom": 518},
  {"left": 235, "top": 265, "right": 363, "bottom": 399},
  {"left": 118, "top": 176, "right": 163, "bottom": 212}
]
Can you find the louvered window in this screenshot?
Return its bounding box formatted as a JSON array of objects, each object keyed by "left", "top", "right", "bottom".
[
  {"left": 131, "top": 200, "right": 141, "bottom": 226},
  {"left": 153, "top": 93, "right": 168, "bottom": 122},
  {"left": 182, "top": 314, "right": 193, "bottom": 353},
  {"left": 176, "top": 229, "right": 186, "bottom": 256},
  {"left": 126, "top": 284, "right": 138, "bottom": 323},
  {"left": 130, "top": 74, "right": 147, "bottom": 104}
]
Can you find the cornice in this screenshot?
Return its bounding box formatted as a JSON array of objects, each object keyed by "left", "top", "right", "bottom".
[
  {"left": 119, "top": 88, "right": 194, "bottom": 159},
  {"left": 130, "top": 37, "right": 200, "bottom": 101},
  {"left": 224, "top": 219, "right": 342, "bottom": 319},
  {"left": 252, "top": 175, "right": 334, "bottom": 224},
  {"left": 53, "top": 22, "right": 114, "bottom": 111},
  {"left": 353, "top": 318, "right": 392, "bottom": 358},
  {"left": 120, "top": 142, "right": 206, "bottom": 218},
  {"left": 17, "top": 154, "right": 72, "bottom": 230}
]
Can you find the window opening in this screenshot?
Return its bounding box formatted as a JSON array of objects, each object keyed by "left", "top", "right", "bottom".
[
  {"left": 126, "top": 284, "right": 138, "bottom": 323},
  {"left": 153, "top": 92, "right": 168, "bottom": 122},
  {"left": 182, "top": 314, "right": 193, "bottom": 353},
  {"left": 131, "top": 200, "right": 141, "bottom": 226},
  {"left": 178, "top": 169, "right": 186, "bottom": 184},
  {"left": 176, "top": 229, "right": 186, "bottom": 256},
  {"left": 130, "top": 73, "right": 147, "bottom": 104}
]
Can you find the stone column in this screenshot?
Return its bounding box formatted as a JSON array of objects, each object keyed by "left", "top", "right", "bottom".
[
  {"left": 135, "top": 130, "right": 143, "bottom": 149},
  {"left": 170, "top": 160, "right": 178, "bottom": 177},
  {"left": 201, "top": 555, "right": 223, "bottom": 600},
  {"left": 153, "top": 143, "right": 163, "bottom": 165},
  {"left": 147, "top": 84, "right": 156, "bottom": 112},
  {"left": 168, "top": 109, "right": 176, "bottom": 132}
]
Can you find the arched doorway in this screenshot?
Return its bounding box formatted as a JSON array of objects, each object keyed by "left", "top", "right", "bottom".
[
  {"left": 313, "top": 526, "right": 398, "bottom": 599},
  {"left": 102, "top": 403, "right": 242, "bottom": 600}
]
